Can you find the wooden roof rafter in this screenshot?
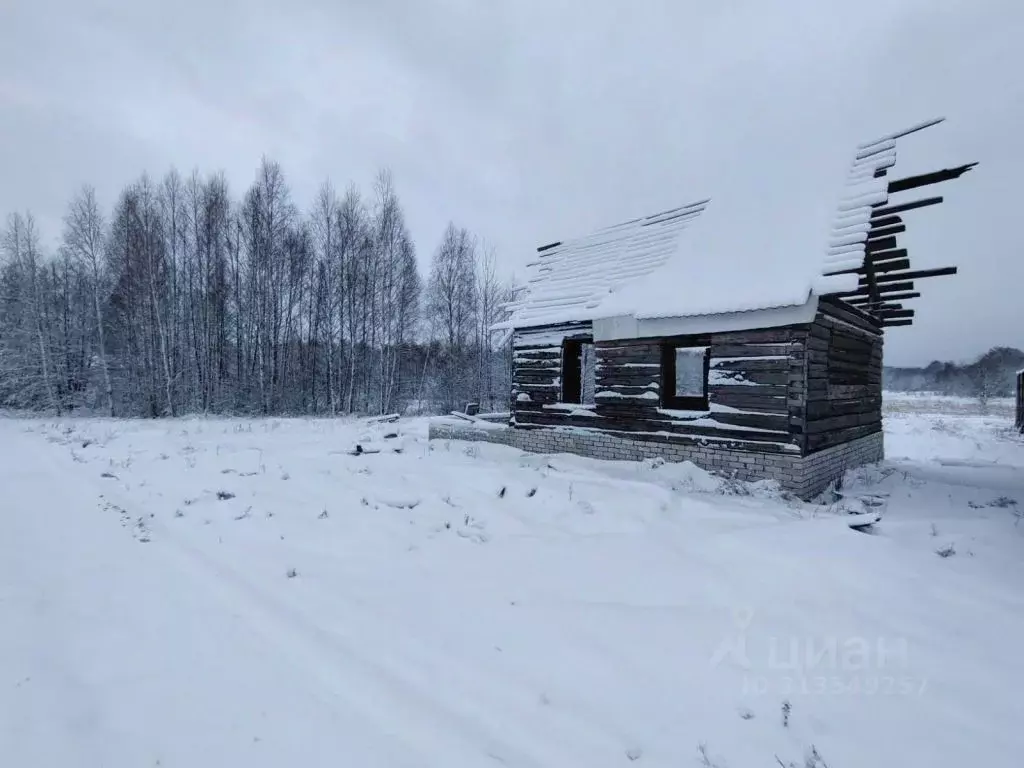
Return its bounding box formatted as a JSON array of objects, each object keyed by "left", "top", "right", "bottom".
[{"left": 820, "top": 117, "right": 975, "bottom": 329}]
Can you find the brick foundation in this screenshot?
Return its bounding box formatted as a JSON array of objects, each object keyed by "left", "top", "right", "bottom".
[{"left": 428, "top": 420, "right": 883, "bottom": 500}]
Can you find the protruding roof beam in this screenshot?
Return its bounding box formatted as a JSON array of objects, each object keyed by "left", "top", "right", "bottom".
[
  {"left": 887, "top": 163, "right": 978, "bottom": 194},
  {"left": 872, "top": 196, "right": 943, "bottom": 216}
]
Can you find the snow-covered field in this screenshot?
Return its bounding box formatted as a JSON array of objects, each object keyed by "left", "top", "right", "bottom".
[
  {"left": 2, "top": 402, "right": 1022, "bottom": 767},
  {"left": 883, "top": 389, "right": 1015, "bottom": 418}
]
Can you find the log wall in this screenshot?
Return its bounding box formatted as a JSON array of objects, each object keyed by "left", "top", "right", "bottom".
[
  {"left": 800, "top": 297, "right": 884, "bottom": 453},
  {"left": 592, "top": 327, "right": 805, "bottom": 453},
  {"left": 511, "top": 322, "right": 599, "bottom": 430}
]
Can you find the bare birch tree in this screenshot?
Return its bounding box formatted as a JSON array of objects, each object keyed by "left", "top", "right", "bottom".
[
  {"left": 2, "top": 213, "right": 60, "bottom": 413},
  {"left": 62, "top": 186, "right": 114, "bottom": 415},
  {"left": 427, "top": 222, "right": 478, "bottom": 411}
]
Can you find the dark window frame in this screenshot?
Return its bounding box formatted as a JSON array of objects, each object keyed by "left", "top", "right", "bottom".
[
  {"left": 661, "top": 338, "right": 711, "bottom": 411},
  {"left": 561, "top": 337, "right": 594, "bottom": 404}
]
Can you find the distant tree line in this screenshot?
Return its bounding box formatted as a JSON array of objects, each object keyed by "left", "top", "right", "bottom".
[
  {"left": 884, "top": 346, "right": 1024, "bottom": 410},
  {"left": 0, "top": 160, "right": 513, "bottom": 417}
]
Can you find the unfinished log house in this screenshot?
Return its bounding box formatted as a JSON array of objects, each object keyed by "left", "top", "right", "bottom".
[{"left": 486, "top": 118, "right": 976, "bottom": 497}]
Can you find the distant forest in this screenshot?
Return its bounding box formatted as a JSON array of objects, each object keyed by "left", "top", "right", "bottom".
[
  {"left": 884, "top": 346, "right": 1024, "bottom": 400},
  {"left": 0, "top": 161, "right": 513, "bottom": 418}
]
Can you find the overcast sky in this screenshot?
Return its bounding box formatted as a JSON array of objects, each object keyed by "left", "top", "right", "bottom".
[{"left": 1, "top": 0, "right": 1020, "bottom": 367}]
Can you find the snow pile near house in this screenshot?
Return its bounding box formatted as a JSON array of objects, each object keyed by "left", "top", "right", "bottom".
[{"left": 2, "top": 409, "right": 1022, "bottom": 767}]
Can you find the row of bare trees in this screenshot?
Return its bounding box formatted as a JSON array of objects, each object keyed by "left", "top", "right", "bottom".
[{"left": 0, "top": 160, "right": 513, "bottom": 417}]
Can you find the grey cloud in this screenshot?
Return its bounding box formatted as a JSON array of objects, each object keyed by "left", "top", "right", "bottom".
[{"left": 1, "top": 0, "right": 1020, "bottom": 365}]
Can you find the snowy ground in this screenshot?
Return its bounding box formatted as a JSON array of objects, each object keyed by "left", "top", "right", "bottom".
[{"left": 2, "top": 401, "right": 1022, "bottom": 767}]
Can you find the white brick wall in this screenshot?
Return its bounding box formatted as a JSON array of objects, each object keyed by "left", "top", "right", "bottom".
[{"left": 428, "top": 422, "right": 883, "bottom": 500}]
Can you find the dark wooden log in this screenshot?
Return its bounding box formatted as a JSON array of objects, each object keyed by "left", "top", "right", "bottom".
[
  {"left": 710, "top": 370, "right": 789, "bottom": 386},
  {"left": 708, "top": 343, "right": 799, "bottom": 358},
  {"left": 873, "top": 281, "right": 916, "bottom": 294},
  {"left": 871, "top": 196, "right": 942, "bottom": 216},
  {"left": 817, "top": 299, "right": 882, "bottom": 334},
  {"left": 515, "top": 342, "right": 565, "bottom": 352},
  {"left": 881, "top": 319, "right": 914, "bottom": 327},
  {"left": 710, "top": 328, "right": 800, "bottom": 345},
  {"left": 513, "top": 366, "right": 560, "bottom": 377},
  {"left": 806, "top": 423, "right": 882, "bottom": 452},
  {"left": 830, "top": 384, "right": 875, "bottom": 398},
  {"left": 876, "top": 308, "right": 915, "bottom": 319},
  {"left": 599, "top": 380, "right": 660, "bottom": 390},
  {"left": 592, "top": 416, "right": 793, "bottom": 444},
  {"left": 827, "top": 359, "right": 879, "bottom": 375},
  {"left": 848, "top": 291, "right": 920, "bottom": 305},
  {"left": 595, "top": 354, "right": 661, "bottom": 368},
  {"left": 870, "top": 257, "right": 911, "bottom": 274},
  {"left": 596, "top": 378, "right": 663, "bottom": 392},
  {"left": 867, "top": 247, "right": 907, "bottom": 262},
  {"left": 515, "top": 387, "right": 561, "bottom": 399},
  {"left": 597, "top": 367, "right": 661, "bottom": 379},
  {"left": 808, "top": 323, "right": 831, "bottom": 340},
  {"left": 595, "top": 392, "right": 661, "bottom": 404},
  {"left": 862, "top": 267, "right": 957, "bottom": 286},
  {"left": 868, "top": 214, "right": 903, "bottom": 229},
  {"left": 865, "top": 236, "right": 898, "bottom": 253},
  {"left": 806, "top": 349, "right": 829, "bottom": 366},
  {"left": 712, "top": 411, "right": 790, "bottom": 432},
  {"left": 806, "top": 397, "right": 882, "bottom": 419},
  {"left": 598, "top": 334, "right": 707, "bottom": 348},
  {"left": 710, "top": 384, "right": 788, "bottom": 398},
  {"left": 825, "top": 257, "right": 909, "bottom": 277},
  {"left": 867, "top": 223, "right": 906, "bottom": 240},
  {"left": 709, "top": 394, "right": 788, "bottom": 413},
  {"left": 833, "top": 280, "right": 915, "bottom": 299},
  {"left": 514, "top": 390, "right": 559, "bottom": 403},
  {"left": 887, "top": 163, "right": 977, "bottom": 194},
  {"left": 828, "top": 350, "right": 878, "bottom": 368},
  {"left": 512, "top": 352, "right": 561, "bottom": 360},
  {"left": 710, "top": 359, "right": 791, "bottom": 373},
  {"left": 515, "top": 355, "right": 562, "bottom": 365},
  {"left": 515, "top": 414, "right": 604, "bottom": 430},
  {"left": 596, "top": 342, "right": 660, "bottom": 354},
  {"left": 515, "top": 372, "right": 561, "bottom": 384},
  {"left": 515, "top": 363, "right": 560, "bottom": 373},
  {"left": 827, "top": 334, "right": 876, "bottom": 352}
]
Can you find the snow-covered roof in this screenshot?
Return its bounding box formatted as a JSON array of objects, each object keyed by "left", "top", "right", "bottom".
[
  {"left": 497, "top": 200, "right": 710, "bottom": 329},
  {"left": 496, "top": 119, "right": 951, "bottom": 331}
]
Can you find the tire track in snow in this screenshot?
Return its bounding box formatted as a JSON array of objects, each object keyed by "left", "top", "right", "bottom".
[
  {"left": 147, "top": 516, "right": 631, "bottom": 767},
  {"left": 14, "top": 427, "right": 498, "bottom": 766},
  {"left": 50, "top": 431, "right": 588, "bottom": 767}
]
